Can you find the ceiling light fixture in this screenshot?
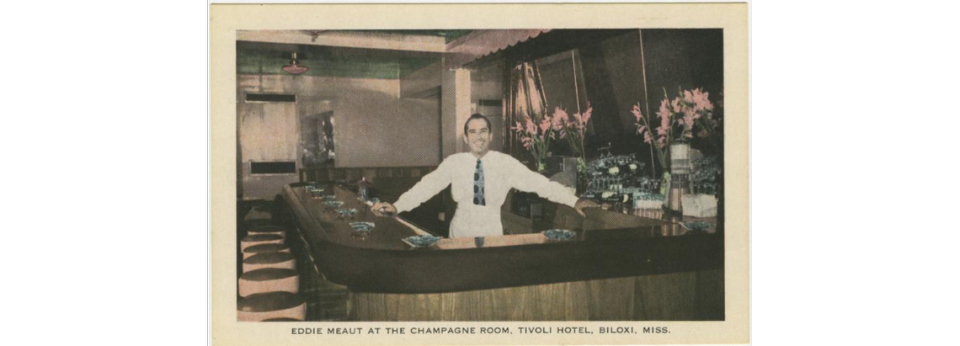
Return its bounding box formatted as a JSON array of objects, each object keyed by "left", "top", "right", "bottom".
[{"left": 282, "top": 52, "right": 309, "bottom": 75}]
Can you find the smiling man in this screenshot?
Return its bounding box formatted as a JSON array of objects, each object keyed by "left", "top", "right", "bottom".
[{"left": 373, "top": 113, "right": 597, "bottom": 238}]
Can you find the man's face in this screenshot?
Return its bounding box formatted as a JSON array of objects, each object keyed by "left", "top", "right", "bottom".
[{"left": 464, "top": 118, "right": 491, "bottom": 156}]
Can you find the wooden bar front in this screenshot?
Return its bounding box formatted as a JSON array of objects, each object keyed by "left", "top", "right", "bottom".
[{"left": 282, "top": 182, "right": 723, "bottom": 321}]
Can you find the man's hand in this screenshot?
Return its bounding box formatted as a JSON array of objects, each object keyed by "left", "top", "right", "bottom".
[
  {"left": 574, "top": 198, "right": 600, "bottom": 217},
  {"left": 371, "top": 202, "right": 397, "bottom": 217}
]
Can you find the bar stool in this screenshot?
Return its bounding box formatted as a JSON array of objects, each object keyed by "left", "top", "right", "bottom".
[
  {"left": 242, "top": 243, "right": 291, "bottom": 260},
  {"left": 240, "top": 234, "right": 283, "bottom": 252},
  {"left": 247, "top": 225, "right": 288, "bottom": 242},
  {"left": 237, "top": 292, "right": 306, "bottom": 321},
  {"left": 242, "top": 252, "right": 296, "bottom": 273},
  {"left": 238, "top": 268, "right": 299, "bottom": 297}
]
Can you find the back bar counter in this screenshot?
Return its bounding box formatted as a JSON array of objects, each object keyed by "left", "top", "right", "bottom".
[{"left": 282, "top": 182, "right": 723, "bottom": 320}]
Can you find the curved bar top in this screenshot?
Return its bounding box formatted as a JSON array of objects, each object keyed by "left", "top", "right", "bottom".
[{"left": 283, "top": 182, "right": 722, "bottom": 294}]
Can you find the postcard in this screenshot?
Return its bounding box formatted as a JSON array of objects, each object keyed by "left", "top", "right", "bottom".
[{"left": 211, "top": 3, "right": 749, "bottom": 345}]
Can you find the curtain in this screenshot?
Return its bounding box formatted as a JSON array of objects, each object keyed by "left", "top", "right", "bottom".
[{"left": 505, "top": 61, "right": 548, "bottom": 160}]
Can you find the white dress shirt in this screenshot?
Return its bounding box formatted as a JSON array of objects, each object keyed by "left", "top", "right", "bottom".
[{"left": 394, "top": 151, "right": 579, "bottom": 238}]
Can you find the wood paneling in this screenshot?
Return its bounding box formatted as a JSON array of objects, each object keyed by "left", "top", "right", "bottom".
[{"left": 350, "top": 270, "right": 721, "bottom": 321}]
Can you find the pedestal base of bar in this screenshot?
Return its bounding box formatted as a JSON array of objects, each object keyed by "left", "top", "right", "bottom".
[
  {"left": 238, "top": 292, "right": 306, "bottom": 321},
  {"left": 239, "top": 268, "right": 300, "bottom": 298}
]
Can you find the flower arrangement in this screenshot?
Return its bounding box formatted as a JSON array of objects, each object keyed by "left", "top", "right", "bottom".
[
  {"left": 513, "top": 106, "right": 594, "bottom": 172},
  {"left": 633, "top": 87, "right": 719, "bottom": 171},
  {"left": 512, "top": 110, "right": 561, "bottom": 172},
  {"left": 554, "top": 106, "right": 593, "bottom": 173}
]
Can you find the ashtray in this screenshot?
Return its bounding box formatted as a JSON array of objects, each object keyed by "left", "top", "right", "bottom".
[
  {"left": 324, "top": 200, "right": 344, "bottom": 208},
  {"left": 404, "top": 235, "right": 441, "bottom": 248},
  {"left": 681, "top": 222, "right": 712, "bottom": 232},
  {"left": 543, "top": 229, "right": 576, "bottom": 241},
  {"left": 335, "top": 208, "right": 357, "bottom": 217},
  {"left": 306, "top": 187, "right": 325, "bottom": 197},
  {"left": 349, "top": 222, "right": 375, "bottom": 233}
]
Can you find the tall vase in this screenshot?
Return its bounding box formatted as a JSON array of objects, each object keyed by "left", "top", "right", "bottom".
[{"left": 666, "top": 141, "right": 691, "bottom": 214}]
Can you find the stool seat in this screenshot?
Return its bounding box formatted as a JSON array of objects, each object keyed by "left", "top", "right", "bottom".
[
  {"left": 242, "top": 243, "right": 290, "bottom": 260},
  {"left": 237, "top": 292, "right": 305, "bottom": 321},
  {"left": 240, "top": 234, "right": 283, "bottom": 251},
  {"left": 248, "top": 225, "right": 288, "bottom": 241},
  {"left": 249, "top": 225, "right": 288, "bottom": 233},
  {"left": 243, "top": 252, "right": 296, "bottom": 273},
  {"left": 239, "top": 268, "right": 299, "bottom": 297}
]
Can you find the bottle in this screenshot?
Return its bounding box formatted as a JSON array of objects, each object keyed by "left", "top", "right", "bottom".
[{"left": 358, "top": 177, "right": 369, "bottom": 201}]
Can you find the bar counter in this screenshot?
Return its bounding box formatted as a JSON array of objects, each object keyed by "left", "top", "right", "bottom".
[{"left": 281, "top": 182, "right": 723, "bottom": 320}]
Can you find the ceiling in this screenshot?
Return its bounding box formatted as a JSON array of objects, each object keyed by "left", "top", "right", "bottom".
[
  {"left": 237, "top": 38, "right": 441, "bottom": 79},
  {"left": 358, "top": 30, "right": 473, "bottom": 43},
  {"left": 235, "top": 29, "right": 550, "bottom": 79}
]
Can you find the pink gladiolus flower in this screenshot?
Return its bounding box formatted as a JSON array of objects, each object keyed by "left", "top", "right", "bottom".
[
  {"left": 660, "top": 108, "right": 670, "bottom": 131},
  {"left": 643, "top": 132, "right": 653, "bottom": 144},
  {"left": 632, "top": 105, "right": 643, "bottom": 122},
  {"left": 552, "top": 108, "right": 569, "bottom": 130},
  {"left": 637, "top": 125, "right": 647, "bottom": 135},
  {"left": 658, "top": 99, "right": 670, "bottom": 119},
  {"left": 684, "top": 90, "right": 694, "bottom": 104},
  {"left": 672, "top": 98, "right": 682, "bottom": 113},
  {"left": 580, "top": 107, "right": 592, "bottom": 127},
  {"left": 692, "top": 88, "right": 714, "bottom": 112},
  {"left": 525, "top": 118, "right": 537, "bottom": 136},
  {"left": 683, "top": 108, "right": 696, "bottom": 127}
]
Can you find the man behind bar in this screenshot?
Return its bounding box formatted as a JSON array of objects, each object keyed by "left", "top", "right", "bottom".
[{"left": 373, "top": 113, "right": 598, "bottom": 238}]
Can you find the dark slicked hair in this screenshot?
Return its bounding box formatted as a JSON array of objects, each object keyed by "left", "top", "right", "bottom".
[{"left": 463, "top": 113, "right": 492, "bottom": 134}]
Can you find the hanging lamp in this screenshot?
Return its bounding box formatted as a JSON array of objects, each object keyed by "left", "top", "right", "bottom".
[{"left": 282, "top": 52, "right": 309, "bottom": 75}]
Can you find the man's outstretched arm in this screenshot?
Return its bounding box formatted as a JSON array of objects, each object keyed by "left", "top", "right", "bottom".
[
  {"left": 507, "top": 158, "right": 598, "bottom": 217},
  {"left": 373, "top": 159, "right": 453, "bottom": 216}
]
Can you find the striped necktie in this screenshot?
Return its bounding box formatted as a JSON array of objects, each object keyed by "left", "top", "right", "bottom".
[{"left": 473, "top": 159, "right": 486, "bottom": 206}]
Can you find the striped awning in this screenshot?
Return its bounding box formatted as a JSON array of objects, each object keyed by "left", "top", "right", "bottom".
[{"left": 444, "top": 29, "right": 551, "bottom": 68}]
